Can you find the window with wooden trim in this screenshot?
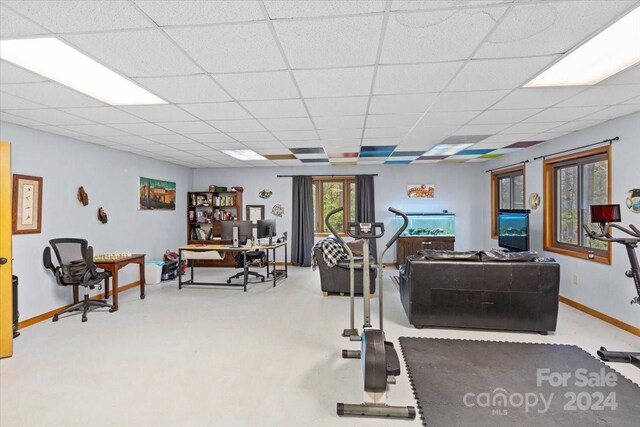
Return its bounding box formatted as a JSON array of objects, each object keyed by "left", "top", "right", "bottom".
[
  {"left": 312, "top": 176, "right": 356, "bottom": 234},
  {"left": 491, "top": 166, "right": 525, "bottom": 238},
  {"left": 543, "top": 146, "right": 611, "bottom": 263}
]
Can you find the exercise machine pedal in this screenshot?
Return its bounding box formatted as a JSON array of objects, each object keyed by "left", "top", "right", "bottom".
[{"left": 384, "top": 341, "right": 401, "bottom": 377}]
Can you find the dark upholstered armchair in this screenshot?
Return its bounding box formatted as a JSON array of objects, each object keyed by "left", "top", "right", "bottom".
[
  {"left": 313, "top": 247, "right": 376, "bottom": 296},
  {"left": 43, "top": 238, "right": 114, "bottom": 322}
]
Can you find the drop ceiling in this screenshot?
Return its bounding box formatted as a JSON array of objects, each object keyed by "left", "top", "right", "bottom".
[{"left": 1, "top": 0, "right": 639, "bottom": 168}]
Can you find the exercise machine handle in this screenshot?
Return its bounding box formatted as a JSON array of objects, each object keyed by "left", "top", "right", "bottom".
[
  {"left": 583, "top": 224, "right": 640, "bottom": 244},
  {"left": 386, "top": 208, "right": 409, "bottom": 249},
  {"left": 628, "top": 224, "right": 640, "bottom": 237},
  {"left": 325, "top": 207, "right": 348, "bottom": 246}
]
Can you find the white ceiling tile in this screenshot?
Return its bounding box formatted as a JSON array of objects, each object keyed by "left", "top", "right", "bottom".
[
  {"left": 491, "top": 87, "right": 586, "bottom": 110},
  {"left": 240, "top": 99, "right": 308, "bottom": 118},
  {"left": 272, "top": 130, "right": 319, "bottom": 141},
  {"left": 430, "top": 90, "right": 509, "bottom": 111},
  {"left": 0, "top": 4, "right": 49, "bottom": 37},
  {"left": 578, "top": 104, "right": 640, "bottom": 121},
  {"left": 144, "top": 134, "right": 198, "bottom": 144},
  {"left": 5, "top": 108, "right": 93, "bottom": 125},
  {"left": 178, "top": 102, "right": 251, "bottom": 121},
  {"left": 156, "top": 121, "right": 218, "bottom": 134},
  {"left": 469, "top": 108, "right": 542, "bottom": 125},
  {"left": 462, "top": 133, "right": 529, "bottom": 144},
  {"left": 64, "top": 30, "right": 200, "bottom": 77},
  {"left": 245, "top": 142, "right": 288, "bottom": 153},
  {"left": 524, "top": 106, "right": 605, "bottom": 123},
  {"left": 417, "top": 111, "right": 479, "bottom": 126},
  {"left": 188, "top": 133, "right": 235, "bottom": 143},
  {"left": 274, "top": 15, "right": 383, "bottom": 68},
  {"left": 363, "top": 127, "right": 410, "bottom": 138},
  {"left": 601, "top": 64, "right": 640, "bottom": 85},
  {"left": 6, "top": 0, "right": 153, "bottom": 33},
  {"left": 323, "top": 138, "right": 361, "bottom": 147},
  {"left": 381, "top": 7, "right": 506, "bottom": 63},
  {"left": 1, "top": 82, "right": 104, "bottom": 107},
  {"left": 264, "top": 0, "right": 385, "bottom": 18},
  {"left": 103, "top": 135, "right": 154, "bottom": 145},
  {"left": 369, "top": 93, "right": 438, "bottom": 114},
  {"left": 623, "top": 96, "right": 640, "bottom": 105},
  {"left": 454, "top": 123, "right": 510, "bottom": 135},
  {"left": 281, "top": 139, "right": 325, "bottom": 148},
  {"left": 0, "top": 60, "right": 48, "bottom": 84},
  {"left": 61, "top": 124, "right": 128, "bottom": 137},
  {"left": 314, "top": 115, "right": 365, "bottom": 129},
  {"left": 134, "top": 0, "right": 264, "bottom": 25},
  {"left": 390, "top": 1, "right": 511, "bottom": 11},
  {"left": 318, "top": 129, "right": 363, "bottom": 139},
  {"left": 226, "top": 132, "right": 277, "bottom": 142},
  {"left": 471, "top": 140, "right": 518, "bottom": 149},
  {"left": 209, "top": 119, "right": 266, "bottom": 133},
  {"left": 305, "top": 97, "right": 369, "bottom": 116},
  {"left": 547, "top": 120, "right": 606, "bottom": 133},
  {"left": 500, "top": 122, "right": 563, "bottom": 134},
  {"left": 529, "top": 131, "right": 571, "bottom": 141},
  {"left": 366, "top": 114, "right": 420, "bottom": 128},
  {"left": 0, "top": 111, "right": 46, "bottom": 126},
  {"left": 109, "top": 122, "right": 173, "bottom": 135},
  {"left": 555, "top": 85, "right": 640, "bottom": 108},
  {"left": 214, "top": 71, "right": 298, "bottom": 100},
  {"left": 0, "top": 92, "right": 46, "bottom": 109},
  {"left": 294, "top": 67, "right": 374, "bottom": 97},
  {"left": 165, "top": 23, "right": 285, "bottom": 73},
  {"left": 118, "top": 105, "right": 196, "bottom": 122},
  {"left": 260, "top": 117, "right": 314, "bottom": 131},
  {"left": 374, "top": 62, "right": 463, "bottom": 95},
  {"left": 448, "top": 56, "right": 559, "bottom": 91},
  {"left": 165, "top": 143, "right": 209, "bottom": 151},
  {"left": 31, "top": 125, "right": 87, "bottom": 138},
  {"left": 476, "top": 1, "right": 635, "bottom": 58},
  {"left": 58, "top": 107, "right": 145, "bottom": 124},
  {"left": 405, "top": 124, "right": 459, "bottom": 141},
  {"left": 360, "top": 138, "right": 400, "bottom": 146},
  {"left": 135, "top": 75, "right": 231, "bottom": 103}
]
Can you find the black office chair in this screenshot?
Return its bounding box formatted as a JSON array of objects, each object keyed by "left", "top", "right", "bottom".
[
  {"left": 43, "top": 238, "right": 115, "bottom": 322},
  {"left": 227, "top": 250, "right": 266, "bottom": 283}
]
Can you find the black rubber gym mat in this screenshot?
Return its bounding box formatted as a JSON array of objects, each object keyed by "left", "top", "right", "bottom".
[{"left": 399, "top": 338, "right": 640, "bottom": 426}]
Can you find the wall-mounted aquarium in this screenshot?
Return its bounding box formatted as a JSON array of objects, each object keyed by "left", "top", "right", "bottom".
[
  {"left": 393, "top": 213, "right": 455, "bottom": 237},
  {"left": 498, "top": 209, "right": 530, "bottom": 252}
]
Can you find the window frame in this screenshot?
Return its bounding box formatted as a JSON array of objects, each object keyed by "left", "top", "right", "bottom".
[
  {"left": 491, "top": 165, "right": 525, "bottom": 239},
  {"left": 543, "top": 145, "right": 612, "bottom": 264},
  {"left": 312, "top": 176, "right": 356, "bottom": 236}
]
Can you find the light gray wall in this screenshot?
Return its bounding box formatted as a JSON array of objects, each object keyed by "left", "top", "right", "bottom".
[
  {"left": 479, "top": 112, "right": 640, "bottom": 328},
  {"left": 1, "top": 122, "right": 193, "bottom": 320},
  {"left": 193, "top": 162, "right": 486, "bottom": 263}
]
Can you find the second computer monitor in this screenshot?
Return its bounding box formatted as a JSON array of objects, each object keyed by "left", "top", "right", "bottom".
[
  {"left": 257, "top": 219, "right": 276, "bottom": 239},
  {"left": 221, "top": 220, "right": 253, "bottom": 243}
]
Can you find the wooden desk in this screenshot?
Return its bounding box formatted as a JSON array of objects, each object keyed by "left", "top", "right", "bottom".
[
  {"left": 178, "top": 242, "right": 287, "bottom": 291},
  {"left": 88, "top": 254, "right": 146, "bottom": 311}
]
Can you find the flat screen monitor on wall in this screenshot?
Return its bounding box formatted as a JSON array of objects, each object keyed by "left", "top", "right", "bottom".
[
  {"left": 498, "top": 209, "right": 530, "bottom": 252},
  {"left": 220, "top": 220, "right": 253, "bottom": 244}
]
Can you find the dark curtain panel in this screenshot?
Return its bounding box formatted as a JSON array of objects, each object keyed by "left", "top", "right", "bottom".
[
  {"left": 291, "top": 175, "right": 314, "bottom": 267},
  {"left": 355, "top": 175, "right": 377, "bottom": 259}
]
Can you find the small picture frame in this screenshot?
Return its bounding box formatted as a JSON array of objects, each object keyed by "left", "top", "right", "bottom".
[
  {"left": 12, "top": 174, "right": 43, "bottom": 234},
  {"left": 246, "top": 205, "right": 265, "bottom": 225}
]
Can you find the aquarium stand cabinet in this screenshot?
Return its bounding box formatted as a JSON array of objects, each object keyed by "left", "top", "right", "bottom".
[
  {"left": 394, "top": 212, "right": 456, "bottom": 267},
  {"left": 396, "top": 236, "right": 455, "bottom": 267}
]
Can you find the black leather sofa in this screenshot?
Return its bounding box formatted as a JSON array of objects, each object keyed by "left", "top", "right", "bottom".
[
  {"left": 313, "top": 247, "right": 376, "bottom": 295},
  {"left": 398, "top": 250, "right": 559, "bottom": 334}
]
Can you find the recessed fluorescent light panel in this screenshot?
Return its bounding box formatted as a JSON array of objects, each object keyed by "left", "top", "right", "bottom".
[
  {"left": 0, "top": 38, "right": 166, "bottom": 105},
  {"left": 222, "top": 149, "right": 266, "bottom": 161},
  {"left": 525, "top": 6, "right": 640, "bottom": 87},
  {"left": 425, "top": 143, "right": 474, "bottom": 156}
]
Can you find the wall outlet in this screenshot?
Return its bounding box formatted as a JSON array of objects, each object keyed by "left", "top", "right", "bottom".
[{"left": 572, "top": 274, "right": 579, "bottom": 285}]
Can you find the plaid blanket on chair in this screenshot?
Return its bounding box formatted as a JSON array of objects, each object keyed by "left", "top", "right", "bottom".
[{"left": 311, "top": 238, "right": 348, "bottom": 270}]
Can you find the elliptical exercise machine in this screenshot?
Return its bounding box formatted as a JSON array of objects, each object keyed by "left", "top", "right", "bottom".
[
  {"left": 325, "top": 207, "right": 416, "bottom": 419},
  {"left": 583, "top": 204, "right": 640, "bottom": 369}
]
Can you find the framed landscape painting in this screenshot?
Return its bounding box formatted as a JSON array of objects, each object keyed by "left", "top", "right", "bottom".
[{"left": 139, "top": 177, "right": 176, "bottom": 210}]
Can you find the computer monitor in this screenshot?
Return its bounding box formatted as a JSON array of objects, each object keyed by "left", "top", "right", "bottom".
[
  {"left": 257, "top": 219, "right": 276, "bottom": 239},
  {"left": 591, "top": 204, "right": 621, "bottom": 224},
  {"left": 220, "top": 220, "right": 253, "bottom": 244}
]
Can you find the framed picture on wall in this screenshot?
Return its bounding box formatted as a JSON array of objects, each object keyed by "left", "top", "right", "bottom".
[
  {"left": 12, "top": 174, "right": 43, "bottom": 234},
  {"left": 138, "top": 176, "right": 176, "bottom": 210},
  {"left": 246, "top": 205, "right": 265, "bottom": 225}
]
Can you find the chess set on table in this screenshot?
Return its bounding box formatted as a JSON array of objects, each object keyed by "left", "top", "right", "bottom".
[{"left": 94, "top": 252, "right": 133, "bottom": 261}]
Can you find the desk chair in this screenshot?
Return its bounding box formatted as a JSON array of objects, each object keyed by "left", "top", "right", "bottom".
[
  {"left": 43, "top": 238, "right": 114, "bottom": 322},
  {"left": 227, "top": 250, "right": 266, "bottom": 283}
]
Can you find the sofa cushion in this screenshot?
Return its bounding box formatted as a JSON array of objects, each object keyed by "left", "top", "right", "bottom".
[
  {"left": 480, "top": 249, "right": 538, "bottom": 262},
  {"left": 346, "top": 239, "right": 365, "bottom": 257},
  {"left": 418, "top": 249, "right": 481, "bottom": 261}
]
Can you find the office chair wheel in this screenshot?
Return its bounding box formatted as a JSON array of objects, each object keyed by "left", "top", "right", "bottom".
[
  {"left": 52, "top": 315, "right": 59, "bottom": 322},
  {"left": 261, "top": 277, "right": 265, "bottom": 282},
  {"left": 82, "top": 316, "right": 87, "bottom": 322},
  {"left": 227, "top": 279, "right": 231, "bottom": 284},
  {"left": 109, "top": 307, "right": 116, "bottom": 313}
]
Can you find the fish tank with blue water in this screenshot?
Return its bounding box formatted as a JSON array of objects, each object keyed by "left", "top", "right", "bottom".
[
  {"left": 498, "top": 209, "right": 530, "bottom": 252},
  {"left": 393, "top": 212, "right": 455, "bottom": 237}
]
